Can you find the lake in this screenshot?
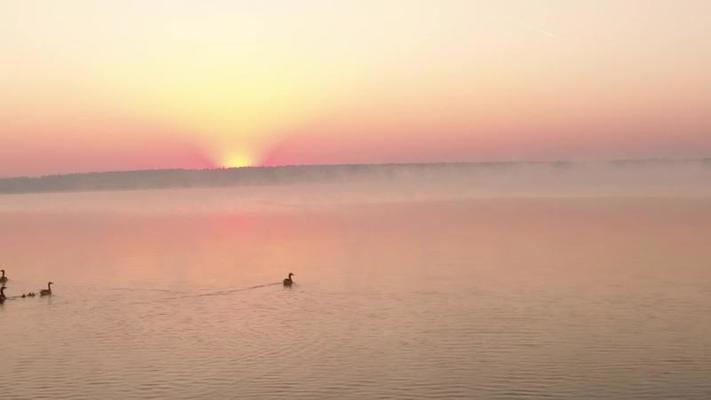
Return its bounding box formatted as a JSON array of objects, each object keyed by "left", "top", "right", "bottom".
[{"left": 1, "top": 188, "right": 711, "bottom": 399}]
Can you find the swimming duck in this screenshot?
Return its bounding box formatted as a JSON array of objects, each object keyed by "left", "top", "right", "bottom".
[
  {"left": 0, "top": 286, "right": 6, "bottom": 303},
  {"left": 283, "top": 273, "right": 294, "bottom": 287},
  {"left": 40, "top": 282, "right": 53, "bottom": 297},
  {"left": 0, "top": 269, "right": 7, "bottom": 283},
  {"left": 26, "top": 292, "right": 36, "bottom": 297}
]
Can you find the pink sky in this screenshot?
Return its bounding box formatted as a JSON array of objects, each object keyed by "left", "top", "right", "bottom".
[{"left": 1, "top": 1, "right": 710, "bottom": 177}]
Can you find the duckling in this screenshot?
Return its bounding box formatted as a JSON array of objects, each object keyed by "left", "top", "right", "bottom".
[
  {"left": 0, "top": 286, "right": 6, "bottom": 303},
  {"left": 40, "top": 282, "right": 53, "bottom": 296}
]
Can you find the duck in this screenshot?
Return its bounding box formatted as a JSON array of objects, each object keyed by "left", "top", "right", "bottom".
[
  {"left": 283, "top": 273, "right": 294, "bottom": 287},
  {"left": 0, "top": 286, "right": 6, "bottom": 303},
  {"left": 26, "top": 292, "right": 36, "bottom": 297},
  {"left": 40, "top": 282, "right": 53, "bottom": 297},
  {"left": 0, "top": 269, "right": 7, "bottom": 284}
]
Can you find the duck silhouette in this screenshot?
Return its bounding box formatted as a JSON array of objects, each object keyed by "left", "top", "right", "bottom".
[
  {"left": 283, "top": 273, "right": 294, "bottom": 287},
  {"left": 40, "top": 282, "right": 53, "bottom": 297}
]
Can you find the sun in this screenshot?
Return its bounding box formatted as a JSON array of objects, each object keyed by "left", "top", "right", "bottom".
[{"left": 222, "top": 153, "right": 254, "bottom": 168}]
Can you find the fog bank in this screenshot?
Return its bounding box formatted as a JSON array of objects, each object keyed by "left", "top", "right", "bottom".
[{"left": 0, "top": 160, "right": 710, "bottom": 214}]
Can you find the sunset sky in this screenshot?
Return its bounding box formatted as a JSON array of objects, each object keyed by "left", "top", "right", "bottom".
[{"left": 2, "top": 0, "right": 710, "bottom": 177}]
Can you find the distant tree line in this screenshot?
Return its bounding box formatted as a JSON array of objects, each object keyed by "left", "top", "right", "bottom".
[{"left": 0, "top": 159, "right": 708, "bottom": 195}]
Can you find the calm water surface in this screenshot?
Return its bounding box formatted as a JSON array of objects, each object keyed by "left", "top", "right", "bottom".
[{"left": 1, "top": 193, "right": 711, "bottom": 399}]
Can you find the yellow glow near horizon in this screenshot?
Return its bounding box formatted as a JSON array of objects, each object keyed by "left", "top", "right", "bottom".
[{"left": 222, "top": 153, "right": 254, "bottom": 169}]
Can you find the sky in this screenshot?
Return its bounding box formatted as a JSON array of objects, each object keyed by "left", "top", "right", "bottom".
[{"left": 1, "top": 0, "right": 710, "bottom": 177}]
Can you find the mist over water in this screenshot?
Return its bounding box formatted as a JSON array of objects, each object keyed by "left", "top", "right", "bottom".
[
  {"left": 1, "top": 161, "right": 710, "bottom": 214},
  {"left": 1, "top": 163, "right": 711, "bottom": 399}
]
